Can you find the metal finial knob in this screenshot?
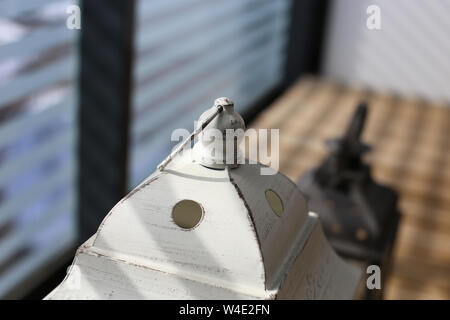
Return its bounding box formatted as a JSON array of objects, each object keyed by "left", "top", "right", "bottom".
[
  {"left": 214, "top": 97, "right": 233, "bottom": 110},
  {"left": 194, "top": 97, "right": 245, "bottom": 169}
]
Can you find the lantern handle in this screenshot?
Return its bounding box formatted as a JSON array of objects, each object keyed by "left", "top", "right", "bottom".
[{"left": 157, "top": 100, "right": 229, "bottom": 171}]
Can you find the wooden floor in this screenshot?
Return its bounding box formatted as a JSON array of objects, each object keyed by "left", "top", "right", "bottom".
[{"left": 249, "top": 76, "right": 450, "bottom": 299}]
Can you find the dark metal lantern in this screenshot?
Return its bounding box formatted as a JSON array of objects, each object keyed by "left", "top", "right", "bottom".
[{"left": 298, "top": 103, "right": 401, "bottom": 266}]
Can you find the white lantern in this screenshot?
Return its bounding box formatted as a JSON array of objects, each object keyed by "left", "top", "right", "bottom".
[{"left": 46, "top": 98, "right": 361, "bottom": 300}]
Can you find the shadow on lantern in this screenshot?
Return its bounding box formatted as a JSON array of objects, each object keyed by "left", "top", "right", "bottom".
[{"left": 73, "top": 158, "right": 253, "bottom": 299}]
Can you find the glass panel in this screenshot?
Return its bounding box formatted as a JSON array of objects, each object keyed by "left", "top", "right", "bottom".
[
  {"left": 128, "top": 0, "right": 292, "bottom": 188},
  {"left": 0, "top": 0, "right": 79, "bottom": 298}
]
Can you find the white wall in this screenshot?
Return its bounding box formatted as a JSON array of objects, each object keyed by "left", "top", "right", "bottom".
[{"left": 322, "top": 0, "right": 450, "bottom": 103}]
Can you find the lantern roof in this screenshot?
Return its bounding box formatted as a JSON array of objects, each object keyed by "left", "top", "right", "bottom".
[
  {"left": 83, "top": 158, "right": 309, "bottom": 298},
  {"left": 46, "top": 98, "right": 361, "bottom": 300}
]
